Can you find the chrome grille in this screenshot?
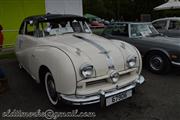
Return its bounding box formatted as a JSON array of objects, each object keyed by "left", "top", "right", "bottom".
[{"left": 86, "top": 79, "right": 107, "bottom": 86}]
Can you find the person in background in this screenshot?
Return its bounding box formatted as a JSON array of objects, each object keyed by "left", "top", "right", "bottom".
[
  {"left": 120, "top": 16, "right": 124, "bottom": 21},
  {"left": 0, "top": 25, "right": 4, "bottom": 50},
  {"left": 0, "top": 68, "right": 8, "bottom": 94}
]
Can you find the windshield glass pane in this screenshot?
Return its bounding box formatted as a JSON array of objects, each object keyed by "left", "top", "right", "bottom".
[
  {"left": 38, "top": 19, "right": 91, "bottom": 37},
  {"left": 130, "top": 23, "right": 159, "bottom": 38}
]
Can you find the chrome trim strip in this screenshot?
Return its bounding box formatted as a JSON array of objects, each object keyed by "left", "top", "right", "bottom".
[
  {"left": 78, "top": 68, "right": 137, "bottom": 83},
  {"left": 172, "top": 61, "right": 180, "bottom": 66},
  {"left": 61, "top": 75, "right": 144, "bottom": 105},
  {"left": 61, "top": 94, "right": 100, "bottom": 103},
  {"left": 73, "top": 34, "right": 115, "bottom": 69}
]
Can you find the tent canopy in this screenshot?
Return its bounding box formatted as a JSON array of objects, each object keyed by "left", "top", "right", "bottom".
[{"left": 154, "top": 0, "right": 180, "bottom": 10}]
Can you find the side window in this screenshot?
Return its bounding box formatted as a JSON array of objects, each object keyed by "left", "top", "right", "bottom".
[
  {"left": 19, "top": 22, "right": 25, "bottom": 34},
  {"left": 169, "top": 20, "right": 180, "bottom": 30},
  {"left": 40, "top": 22, "right": 50, "bottom": 36},
  {"left": 111, "top": 24, "right": 128, "bottom": 37},
  {"left": 25, "top": 21, "right": 36, "bottom": 36},
  {"left": 152, "top": 20, "right": 166, "bottom": 30}
]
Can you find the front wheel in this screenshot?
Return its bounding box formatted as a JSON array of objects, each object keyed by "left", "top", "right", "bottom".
[
  {"left": 146, "top": 52, "right": 171, "bottom": 74},
  {"left": 45, "top": 72, "right": 60, "bottom": 106}
]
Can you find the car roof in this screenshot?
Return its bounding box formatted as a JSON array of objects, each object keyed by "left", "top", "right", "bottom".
[
  {"left": 108, "top": 22, "right": 151, "bottom": 27},
  {"left": 152, "top": 17, "right": 180, "bottom": 22},
  {"left": 111, "top": 22, "right": 151, "bottom": 24},
  {"left": 23, "top": 13, "right": 87, "bottom": 22}
]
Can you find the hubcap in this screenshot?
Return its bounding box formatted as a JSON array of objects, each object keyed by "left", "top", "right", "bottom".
[
  {"left": 150, "top": 56, "right": 163, "bottom": 71},
  {"left": 47, "top": 79, "right": 57, "bottom": 100},
  {"left": 45, "top": 72, "right": 58, "bottom": 105}
]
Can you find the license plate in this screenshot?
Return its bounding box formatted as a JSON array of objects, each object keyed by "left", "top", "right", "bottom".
[{"left": 106, "top": 90, "right": 132, "bottom": 106}]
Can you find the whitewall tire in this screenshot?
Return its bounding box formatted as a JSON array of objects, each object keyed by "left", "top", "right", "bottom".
[{"left": 45, "top": 72, "right": 59, "bottom": 106}]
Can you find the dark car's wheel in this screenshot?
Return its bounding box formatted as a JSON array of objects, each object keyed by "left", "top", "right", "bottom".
[
  {"left": 45, "top": 72, "right": 60, "bottom": 106},
  {"left": 146, "top": 52, "right": 171, "bottom": 74}
]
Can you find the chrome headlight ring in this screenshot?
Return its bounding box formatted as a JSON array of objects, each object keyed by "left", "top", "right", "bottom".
[
  {"left": 80, "top": 64, "right": 94, "bottom": 79},
  {"left": 127, "top": 55, "right": 137, "bottom": 68},
  {"left": 110, "top": 71, "right": 120, "bottom": 84}
]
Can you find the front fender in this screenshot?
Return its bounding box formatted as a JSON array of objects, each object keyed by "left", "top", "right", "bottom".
[
  {"left": 33, "top": 46, "right": 77, "bottom": 95},
  {"left": 147, "top": 48, "right": 171, "bottom": 59},
  {"left": 111, "top": 40, "right": 142, "bottom": 74}
]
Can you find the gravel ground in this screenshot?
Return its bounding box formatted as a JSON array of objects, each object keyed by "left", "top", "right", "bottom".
[{"left": 0, "top": 59, "right": 180, "bottom": 120}]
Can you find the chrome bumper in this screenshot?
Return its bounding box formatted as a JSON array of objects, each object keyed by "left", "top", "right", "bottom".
[
  {"left": 172, "top": 61, "right": 180, "bottom": 66},
  {"left": 60, "top": 75, "right": 145, "bottom": 106}
]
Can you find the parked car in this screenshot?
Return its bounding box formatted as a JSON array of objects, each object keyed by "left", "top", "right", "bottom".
[
  {"left": 15, "top": 14, "right": 144, "bottom": 107},
  {"left": 89, "top": 20, "right": 105, "bottom": 28},
  {"left": 102, "top": 22, "right": 180, "bottom": 74},
  {"left": 152, "top": 17, "right": 180, "bottom": 38}
]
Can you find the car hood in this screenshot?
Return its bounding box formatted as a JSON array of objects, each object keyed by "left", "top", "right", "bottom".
[
  {"left": 141, "top": 36, "right": 180, "bottom": 46},
  {"left": 42, "top": 33, "right": 137, "bottom": 80}
]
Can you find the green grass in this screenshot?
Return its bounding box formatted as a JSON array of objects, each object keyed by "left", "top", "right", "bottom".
[{"left": 0, "top": 52, "right": 16, "bottom": 60}]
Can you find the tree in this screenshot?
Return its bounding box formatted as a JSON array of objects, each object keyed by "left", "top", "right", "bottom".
[{"left": 83, "top": 0, "right": 167, "bottom": 21}]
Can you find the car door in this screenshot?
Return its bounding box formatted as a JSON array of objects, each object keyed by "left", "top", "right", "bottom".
[
  {"left": 16, "top": 20, "right": 37, "bottom": 72},
  {"left": 166, "top": 20, "right": 180, "bottom": 37}
]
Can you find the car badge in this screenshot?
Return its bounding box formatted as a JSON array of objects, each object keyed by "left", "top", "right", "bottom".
[
  {"left": 75, "top": 48, "right": 81, "bottom": 56},
  {"left": 120, "top": 43, "right": 126, "bottom": 49}
]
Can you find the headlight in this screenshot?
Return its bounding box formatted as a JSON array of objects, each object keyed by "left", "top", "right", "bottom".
[
  {"left": 127, "top": 56, "right": 137, "bottom": 68},
  {"left": 80, "top": 64, "right": 94, "bottom": 79},
  {"left": 110, "top": 71, "right": 120, "bottom": 83}
]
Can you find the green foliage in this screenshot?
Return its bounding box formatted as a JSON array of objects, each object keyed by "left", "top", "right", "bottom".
[
  {"left": 92, "top": 28, "right": 105, "bottom": 35},
  {"left": 83, "top": 0, "right": 173, "bottom": 21},
  {"left": 0, "top": 52, "right": 16, "bottom": 60},
  {"left": 0, "top": 0, "right": 45, "bottom": 46}
]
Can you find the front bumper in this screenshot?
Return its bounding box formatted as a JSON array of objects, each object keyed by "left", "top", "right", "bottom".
[{"left": 59, "top": 75, "right": 144, "bottom": 106}]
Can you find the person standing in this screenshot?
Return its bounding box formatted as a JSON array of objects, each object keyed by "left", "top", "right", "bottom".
[{"left": 0, "top": 25, "right": 4, "bottom": 50}]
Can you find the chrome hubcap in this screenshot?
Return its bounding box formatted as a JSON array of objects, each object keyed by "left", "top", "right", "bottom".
[
  {"left": 150, "top": 56, "right": 163, "bottom": 71},
  {"left": 47, "top": 78, "right": 57, "bottom": 101},
  {"left": 45, "top": 72, "right": 58, "bottom": 105}
]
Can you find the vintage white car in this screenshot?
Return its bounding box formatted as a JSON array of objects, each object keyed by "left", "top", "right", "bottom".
[{"left": 15, "top": 14, "right": 144, "bottom": 107}]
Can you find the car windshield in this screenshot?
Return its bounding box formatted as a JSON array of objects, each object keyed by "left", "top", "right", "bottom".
[
  {"left": 130, "top": 23, "right": 159, "bottom": 38},
  {"left": 38, "top": 19, "right": 91, "bottom": 37}
]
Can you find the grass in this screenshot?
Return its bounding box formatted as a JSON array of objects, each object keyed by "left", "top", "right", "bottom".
[{"left": 0, "top": 52, "right": 16, "bottom": 60}]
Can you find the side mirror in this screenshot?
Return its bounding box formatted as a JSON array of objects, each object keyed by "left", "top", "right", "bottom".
[
  {"left": 46, "top": 27, "right": 51, "bottom": 33},
  {"left": 29, "top": 20, "right": 34, "bottom": 25}
]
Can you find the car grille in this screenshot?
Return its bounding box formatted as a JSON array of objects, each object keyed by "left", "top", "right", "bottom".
[
  {"left": 76, "top": 68, "right": 137, "bottom": 95},
  {"left": 86, "top": 79, "right": 107, "bottom": 86}
]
